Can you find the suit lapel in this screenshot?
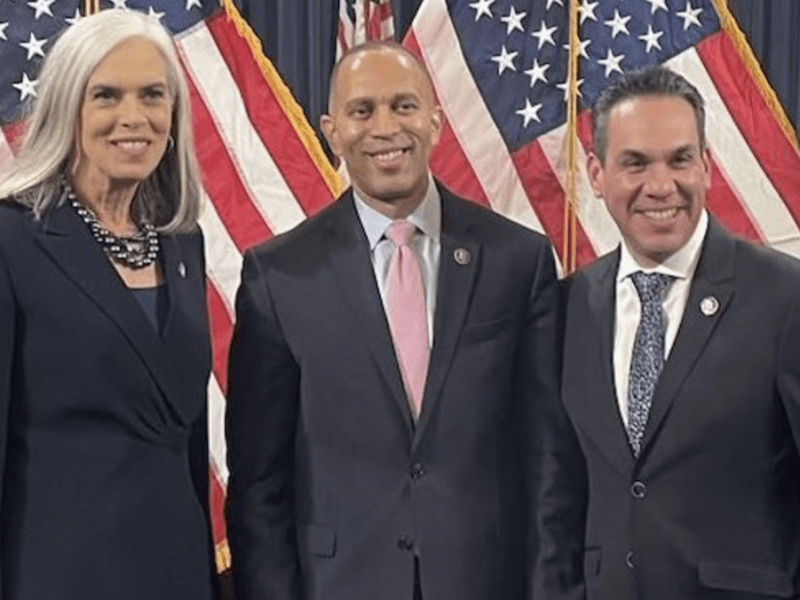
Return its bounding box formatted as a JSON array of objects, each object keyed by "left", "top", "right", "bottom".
[
  {"left": 36, "top": 202, "right": 198, "bottom": 424},
  {"left": 324, "top": 193, "right": 414, "bottom": 429},
  {"left": 414, "top": 190, "right": 480, "bottom": 442},
  {"left": 638, "top": 220, "right": 735, "bottom": 458},
  {"left": 580, "top": 250, "right": 636, "bottom": 471}
]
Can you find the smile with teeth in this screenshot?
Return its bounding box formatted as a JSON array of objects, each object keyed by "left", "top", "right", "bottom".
[
  {"left": 112, "top": 140, "right": 149, "bottom": 151},
  {"left": 641, "top": 207, "right": 680, "bottom": 220},
  {"left": 371, "top": 148, "right": 408, "bottom": 162}
]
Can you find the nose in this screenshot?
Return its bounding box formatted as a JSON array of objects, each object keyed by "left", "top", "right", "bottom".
[
  {"left": 118, "top": 95, "right": 146, "bottom": 128},
  {"left": 370, "top": 105, "right": 400, "bottom": 137},
  {"left": 643, "top": 162, "right": 677, "bottom": 198}
]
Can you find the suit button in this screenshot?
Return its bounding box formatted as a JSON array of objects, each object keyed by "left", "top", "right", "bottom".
[
  {"left": 625, "top": 551, "right": 634, "bottom": 569},
  {"left": 630, "top": 481, "right": 646, "bottom": 498},
  {"left": 397, "top": 536, "right": 414, "bottom": 552},
  {"left": 410, "top": 463, "right": 425, "bottom": 479}
]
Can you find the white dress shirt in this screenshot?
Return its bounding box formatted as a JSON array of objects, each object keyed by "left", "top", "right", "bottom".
[
  {"left": 613, "top": 210, "right": 708, "bottom": 425},
  {"left": 353, "top": 175, "right": 441, "bottom": 346}
]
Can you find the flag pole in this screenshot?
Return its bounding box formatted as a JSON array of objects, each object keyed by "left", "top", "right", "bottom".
[
  {"left": 84, "top": 0, "right": 100, "bottom": 15},
  {"left": 563, "top": 0, "right": 580, "bottom": 274}
]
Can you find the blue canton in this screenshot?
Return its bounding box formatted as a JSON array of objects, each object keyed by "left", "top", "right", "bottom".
[
  {"left": 627, "top": 271, "right": 673, "bottom": 456},
  {"left": 449, "top": 0, "right": 720, "bottom": 152},
  {"left": 0, "top": 0, "right": 216, "bottom": 126}
]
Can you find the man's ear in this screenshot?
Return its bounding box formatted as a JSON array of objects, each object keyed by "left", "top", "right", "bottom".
[
  {"left": 701, "top": 145, "right": 712, "bottom": 190},
  {"left": 430, "top": 105, "right": 444, "bottom": 146},
  {"left": 587, "top": 150, "right": 605, "bottom": 198},
  {"left": 320, "top": 114, "right": 340, "bottom": 156}
]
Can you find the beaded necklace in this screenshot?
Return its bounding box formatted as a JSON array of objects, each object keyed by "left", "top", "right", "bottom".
[{"left": 66, "top": 184, "right": 159, "bottom": 269}]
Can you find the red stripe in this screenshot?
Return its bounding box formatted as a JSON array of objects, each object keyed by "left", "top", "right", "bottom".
[
  {"left": 210, "top": 467, "right": 228, "bottom": 545},
  {"left": 697, "top": 32, "right": 800, "bottom": 229},
  {"left": 205, "top": 14, "right": 335, "bottom": 219},
  {"left": 208, "top": 279, "right": 234, "bottom": 395},
  {"left": 181, "top": 56, "right": 275, "bottom": 252},
  {"left": 3, "top": 120, "right": 26, "bottom": 151},
  {"left": 706, "top": 152, "right": 764, "bottom": 242},
  {"left": 512, "top": 141, "right": 596, "bottom": 267},
  {"left": 404, "top": 34, "right": 491, "bottom": 207}
]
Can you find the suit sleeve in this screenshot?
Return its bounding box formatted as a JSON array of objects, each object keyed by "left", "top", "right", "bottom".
[
  {"left": 0, "top": 242, "right": 15, "bottom": 600},
  {"left": 519, "top": 243, "right": 587, "bottom": 600},
  {"left": 226, "top": 251, "right": 302, "bottom": 600},
  {"left": 778, "top": 292, "right": 800, "bottom": 458}
]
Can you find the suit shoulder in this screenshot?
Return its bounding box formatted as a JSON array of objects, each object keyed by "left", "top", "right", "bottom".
[
  {"left": 734, "top": 236, "right": 800, "bottom": 283},
  {"left": 0, "top": 200, "right": 35, "bottom": 242}
]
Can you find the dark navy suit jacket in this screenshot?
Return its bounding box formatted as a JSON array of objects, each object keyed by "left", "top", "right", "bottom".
[
  {"left": 0, "top": 200, "right": 217, "bottom": 600},
  {"left": 563, "top": 219, "right": 800, "bottom": 599},
  {"left": 226, "top": 184, "right": 586, "bottom": 600}
]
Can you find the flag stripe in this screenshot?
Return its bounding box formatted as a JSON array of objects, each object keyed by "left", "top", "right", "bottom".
[
  {"left": 185, "top": 69, "right": 275, "bottom": 252},
  {"left": 208, "top": 375, "right": 230, "bottom": 485},
  {"left": 408, "top": 5, "right": 548, "bottom": 238},
  {"left": 697, "top": 32, "right": 800, "bottom": 235},
  {"left": 668, "top": 45, "right": 800, "bottom": 257},
  {"left": 178, "top": 23, "right": 308, "bottom": 237},
  {"left": 205, "top": 13, "right": 338, "bottom": 222}
]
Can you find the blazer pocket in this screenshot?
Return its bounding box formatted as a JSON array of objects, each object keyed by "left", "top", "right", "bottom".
[
  {"left": 583, "top": 546, "right": 601, "bottom": 580},
  {"left": 297, "top": 523, "right": 337, "bottom": 558},
  {"left": 460, "top": 316, "right": 519, "bottom": 345},
  {"left": 699, "top": 560, "right": 793, "bottom": 597}
]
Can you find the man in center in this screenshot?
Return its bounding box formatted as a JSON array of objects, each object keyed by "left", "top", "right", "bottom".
[{"left": 225, "top": 42, "right": 585, "bottom": 600}]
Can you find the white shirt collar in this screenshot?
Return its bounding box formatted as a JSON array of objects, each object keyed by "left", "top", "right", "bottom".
[
  {"left": 617, "top": 209, "right": 709, "bottom": 283},
  {"left": 353, "top": 173, "right": 442, "bottom": 250}
]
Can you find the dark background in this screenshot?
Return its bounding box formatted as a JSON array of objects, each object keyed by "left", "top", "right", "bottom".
[{"left": 233, "top": 0, "right": 800, "bottom": 148}]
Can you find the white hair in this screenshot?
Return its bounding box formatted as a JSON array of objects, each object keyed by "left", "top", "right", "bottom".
[{"left": 0, "top": 9, "right": 202, "bottom": 232}]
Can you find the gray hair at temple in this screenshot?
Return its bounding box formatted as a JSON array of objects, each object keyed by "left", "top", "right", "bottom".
[
  {"left": 591, "top": 66, "right": 706, "bottom": 164},
  {"left": 0, "top": 9, "right": 202, "bottom": 233}
]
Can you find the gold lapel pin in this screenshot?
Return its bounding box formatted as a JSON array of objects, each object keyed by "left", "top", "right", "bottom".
[
  {"left": 178, "top": 262, "right": 187, "bottom": 278},
  {"left": 700, "top": 295, "right": 719, "bottom": 316},
  {"left": 453, "top": 248, "right": 471, "bottom": 265}
]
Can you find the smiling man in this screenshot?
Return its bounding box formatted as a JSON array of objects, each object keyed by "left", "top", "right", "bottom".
[
  {"left": 225, "top": 42, "right": 586, "bottom": 600},
  {"left": 562, "top": 66, "right": 800, "bottom": 599}
]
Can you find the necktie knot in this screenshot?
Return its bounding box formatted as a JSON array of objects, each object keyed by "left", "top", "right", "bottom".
[
  {"left": 386, "top": 220, "right": 416, "bottom": 247},
  {"left": 630, "top": 271, "right": 673, "bottom": 304}
]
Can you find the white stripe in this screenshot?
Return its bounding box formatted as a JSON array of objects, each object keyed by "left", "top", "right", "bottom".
[
  {"left": 412, "top": 0, "right": 547, "bottom": 237},
  {"left": 207, "top": 375, "right": 229, "bottom": 485},
  {"left": 668, "top": 49, "right": 800, "bottom": 258},
  {"left": 199, "top": 189, "right": 243, "bottom": 313},
  {"left": 178, "top": 24, "right": 307, "bottom": 236},
  {"left": 538, "top": 124, "right": 622, "bottom": 256}
]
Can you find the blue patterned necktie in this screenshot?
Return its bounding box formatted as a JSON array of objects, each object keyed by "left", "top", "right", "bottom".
[{"left": 627, "top": 271, "right": 674, "bottom": 456}]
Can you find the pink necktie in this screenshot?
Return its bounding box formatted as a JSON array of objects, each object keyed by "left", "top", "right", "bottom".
[{"left": 386, "top": 220, "right": 430, "bottom": 418}]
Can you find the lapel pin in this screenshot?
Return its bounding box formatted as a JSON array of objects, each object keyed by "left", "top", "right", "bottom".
[
  {"left": 700, "top": 295, "right": 719, "bottom": 316},
  {"left": 178, "top": 262, "right": 187, "bottom": 278},
  {"left": 453, "top": 248, "right": 471, "bottom": 265}
]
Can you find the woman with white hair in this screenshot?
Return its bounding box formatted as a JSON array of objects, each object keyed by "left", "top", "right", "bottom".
[{"left": 0, "top": 9, "right": 218, "bottom": 600}]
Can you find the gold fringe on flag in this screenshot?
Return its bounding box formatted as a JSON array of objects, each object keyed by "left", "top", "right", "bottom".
[
  {"left": 710, "top": 0, "right": 799, "bottom": 152},
  {"left": 562, "top": 0, "right": 581, "bottom": 275},
  {"left": 220, "top": 0, "right": 345, "bottom": 197}
]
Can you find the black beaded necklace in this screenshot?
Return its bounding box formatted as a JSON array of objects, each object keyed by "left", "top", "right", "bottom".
[{"left": 66, "top": 183, "right": 159, "bottom": 269}]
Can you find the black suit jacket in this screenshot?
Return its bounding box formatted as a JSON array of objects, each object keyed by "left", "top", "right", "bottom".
[
  {"left": 226, "top": 184, "right": 585, "bottom": 600},
  {"left": 563, "top": 219, "right": 800, "bottom": 599},
  {"left": 0, "top": 200, "right": 217, "bottom": 600}
]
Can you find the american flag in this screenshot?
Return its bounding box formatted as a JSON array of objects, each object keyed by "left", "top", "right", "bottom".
[
  {"left": 404, "top": 0, "right": 800, "bottom": 270},
  {"left": 337, "top": 0, "right": 396, "bottom": 60},
  {"left": 0, "top": 0, "right": 341, "bottom": 573}
]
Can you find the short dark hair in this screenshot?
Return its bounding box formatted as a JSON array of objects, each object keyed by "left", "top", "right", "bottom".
[
  {"left": 591, "top": 66, "right": 706, "bottom": 163},
  {"left": 327, "top": 41, "right": 435, "bottom": 111}
]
